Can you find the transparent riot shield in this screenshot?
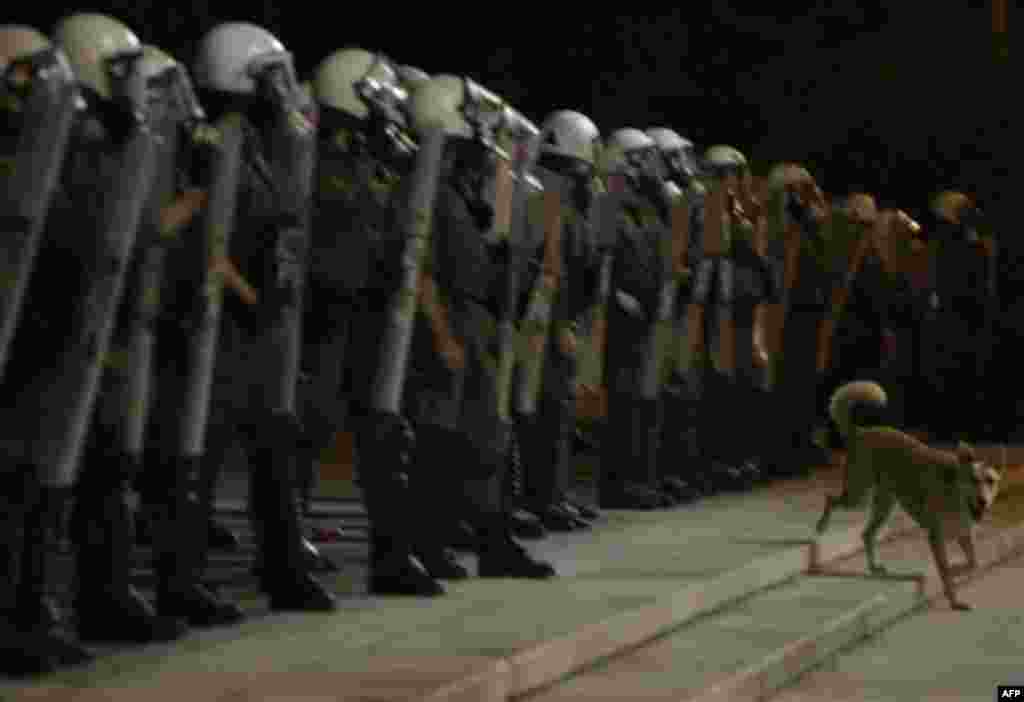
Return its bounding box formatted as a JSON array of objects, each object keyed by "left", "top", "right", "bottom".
[
  {"left": 178, "top": 112, "right": 244, "bottom": 460},
  {"left": 492, "top": 153, "right": 522, "bottom": 423},
  {"left": 0, "top": 47, "right": 78, "bottom": 379},
  {"left": 369, "top": 124, "right": 446, "bottom": 414},
  {"left": 514, "top": 172, "right": 564, "bottom": 417},
  {"left": 261, "top": 110, "right": 317, "bottom": 417},
  {"left": 117, "top": 81, "right": 198, "bottom": 466},
  {"left": 586, "top": 176, "right": 626, "bottom": 391},
  {"left": 29, "top": 115, "right": 158, "bottom": 487},
  {"left": 639, "top": 188, "right": 690, "bottom": 400}
]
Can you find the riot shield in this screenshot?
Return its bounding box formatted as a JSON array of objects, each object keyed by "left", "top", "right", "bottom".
[
  {"left": 639, "top": 190, "right": 690, "bottom": 400},
  {"left": 28, "top": 115, "right": 158, "bottom": 487},
  {"left": 369, "top": 124, "right": 446, "bottom": 414},
  {"left": 261, "top": 110, "right": 316, "bottom": 416},
  {"left": 514, "top": 173, "right": 564, "bottom": 416},
  {"left": 585, "top": 178, "right": 623, "bottom": 391},
  {"left": 491, "top": 151, "right": 521, "bottom": 423},
  {"left": 747, "top": 176, "right": 771, "bottom": 372},
  {"left": 117, "top": 82, "right": 208, "bottom": 467},
  {"left": 0, "top": 47, "right": 78, "bottom": 379},
  {"left": 178, "top": 113, "right": 244, "bottom": 460},
  {"left": 687, "top": 182, "right": 729, "bottom": 371}
]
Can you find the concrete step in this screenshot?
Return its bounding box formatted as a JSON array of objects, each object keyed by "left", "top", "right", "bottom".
[
  {"left": 770, "top": 556, "right": 1024, "bottom": 702},
  {"left": 521, "top": 577, "right": 921, "bottom": 702},
  {"left": 523, "top": 522, "right": 1024, "bottom": 702}
]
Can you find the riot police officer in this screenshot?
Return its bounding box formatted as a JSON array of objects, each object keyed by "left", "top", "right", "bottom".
[
  {"left": 597, "top": 127, "right": 680, "bottom": 509},
  {"left": 185, "top": 21, "right": 336, "bottom": 612},
  {"left": 73, "top": 38, "right": 248, "bottom": 641},
  {"left": 923, "top": 191, "right": 998, "bottom": 441},
  {"left": 683, "top": 145, "right": 760, "bottom": 491},
  {"left": 307, "top": 47, "right": 444, "bottom": 594},
  {"left": 516, "top": 109, "right": 603, "bottom": 529},
  {"left": 646, "top": 127, "right": 706, "bottom": 501},
  {"left": 0, "top": 22, "right": 94, "bottom": 676},
  {"left": 762, "top": 162, "right": 833, "bottom": 477},
  {"left": 402, "top": 75, "right": 555, "bottom": 578}
]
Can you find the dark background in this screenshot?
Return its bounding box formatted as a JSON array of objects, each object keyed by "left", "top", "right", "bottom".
[{"left": 11, "top": 2, "right": 1010, "bottom": 226}]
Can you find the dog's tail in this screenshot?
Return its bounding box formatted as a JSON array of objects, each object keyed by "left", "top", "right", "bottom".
[{"left": 829, "top": 380, "right": 888, "bottom": 442}]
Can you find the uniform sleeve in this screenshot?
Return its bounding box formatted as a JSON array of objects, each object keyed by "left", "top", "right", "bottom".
[{"left": 432, "top": 185, "right": 493, "bottom": 303}]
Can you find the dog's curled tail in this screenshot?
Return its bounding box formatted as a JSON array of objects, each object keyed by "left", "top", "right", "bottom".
[{"left": 829, "top": 380, "right": 888, "bottom": 440}]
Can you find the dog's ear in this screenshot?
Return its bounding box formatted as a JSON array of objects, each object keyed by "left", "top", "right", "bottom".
[{"left": 957, "top": 441, "right": 976, "bottom": 464}]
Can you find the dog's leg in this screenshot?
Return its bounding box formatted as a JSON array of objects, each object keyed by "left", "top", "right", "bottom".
[
  {"left": 928, "top": 527, "right": 970, "bottom": 611},
  {"left": 949, "top": 533, "right": 979, "bottom": 577},
  {"left": 815, "top": 494, "right": 836, "bottom": 534},
  {"left": 862, "top": 489, "right": 894, "bottom": 575}
]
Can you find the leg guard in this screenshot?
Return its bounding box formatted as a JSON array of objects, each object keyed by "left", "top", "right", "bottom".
[{"left": 246, "top": 411, "right": 336, "bottom": 612}]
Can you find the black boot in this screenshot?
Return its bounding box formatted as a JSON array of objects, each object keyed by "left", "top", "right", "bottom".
[
  {"left": 402, "top": 424, "right": 469, "bottom": 581},
  {"left": 701, "top": 371, "right": 750, "bottom": 492},
  {"left": 563, "top": 498, "right": 600, "bottom": 521},
  {"left": 248, "top": 414, "right": 337, "bottom": 612},
  {"left": 503, "top": 429, "right": 548, "bottom": 540},
  {"left": 634, "top": 397, "right": 678, "bottom": 508},
  {"left": 599, "top": 481, "right": 668, "bottom": 510},
  {"left": 657, "top": 376, "right": 702, "bottom": 503},
  {"left": 477, "top": 515, "right": 556, "bottom": 579},
  {"left": 0, "top": 465, "right": 57, "bottom": 678},
  {"left": 599, "top": 390, "right": 672, "bottom": 510},
  {"left": 1, "top": 465, "right": 91, "bottom": 675},
  {"left": 728, "top": 375, "right": 763, "bottom": 488},
  {"left": 527, "top": 501, "right": 586, "bottom": 531},
  {"left": 72, "top": 448, "right": 188, "bottom": 644},
  {"left": 152, "top": 452, "right": 245, "bottom": 628},
  {"left": 360, "top": 412, "right": 445, "bottom": 596}
]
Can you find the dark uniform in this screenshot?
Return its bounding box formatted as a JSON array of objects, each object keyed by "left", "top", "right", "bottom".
[
  {"left": 600, "top": 188, "right": 675, "bottom": 509},
  {"left": 818, "top": 213, "right": 916, "bottom": 433},
  {"left": 73, "top": 108, "right": 243, "bottom": 641},
  {"left": 155, "top": 112, "right": 335, "bottom": 611},
  {"left": 298, "top": 131, "right": 392, "bottom": 513},
  {"left": 765, "top": 188, "right": 833, "bottom": 476},
  {"left": 405, "top": 147, "right": 554, "bottom": 578},
  {"left": 302, "top": 126, "right": 445, "bottom": 594},
  {"left": 658, "top": 183, "right": 706, "bottom": 496},
  {"left": 921, "top": 216, "right": 997, "bottom": 441},
  {"left": 687, "top": 178, "right": 756, "bottom": 491},
  {"left": 728, "top": 197, "right": 778, "bottom": 478},
  {"left": 518, "top": 165, "right": 601, "bottom": 529},
  {"left": 0, "top": 117, "right": 112, "bottom": 672}
]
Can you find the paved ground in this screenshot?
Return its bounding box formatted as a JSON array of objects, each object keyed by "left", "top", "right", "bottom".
[
  {"left": 0, "top": 468, "right": 860, "bottom": 699},
  {"left": 5, "top": 452, "right": 1022, "bottom": 701},
  {"left": 772, "top": 552, "right": 1024, "bottom": 702}
]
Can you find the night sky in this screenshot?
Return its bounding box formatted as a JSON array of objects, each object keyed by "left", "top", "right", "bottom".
[{"left": 10, "top": 2, "right": 1012, "bottom": 242}]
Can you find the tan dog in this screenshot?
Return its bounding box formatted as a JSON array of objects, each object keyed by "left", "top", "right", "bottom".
[{"left": 816, "top": 381, "right": 1003, "bottom": 611}]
